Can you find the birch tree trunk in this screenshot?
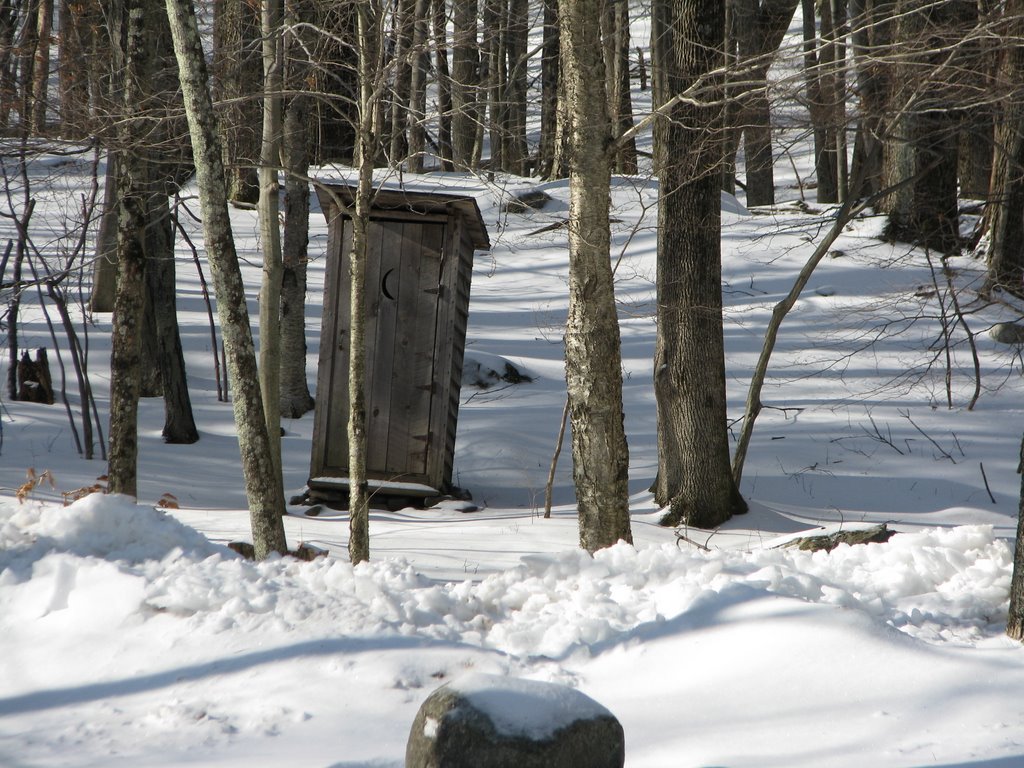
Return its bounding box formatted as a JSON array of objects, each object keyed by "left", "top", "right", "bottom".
[
  {"left": 165, "top": 0, "right": 288, "bottom": 559},
  {"left": 558, "top": 0, "right": 633, "bottom": 552}
]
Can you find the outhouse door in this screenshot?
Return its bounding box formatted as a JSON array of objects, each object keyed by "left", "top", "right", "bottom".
[{"left": 312, "top": 212, "right": 458, "bottom": 493}]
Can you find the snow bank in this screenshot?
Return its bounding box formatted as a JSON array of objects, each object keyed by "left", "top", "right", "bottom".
[{"left": 0, "top": 496, "right": 1011, "bottom": 654}]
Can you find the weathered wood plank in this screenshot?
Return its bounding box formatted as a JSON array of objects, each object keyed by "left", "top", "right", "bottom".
[
  {"left": 365, "top": 220, "right": 403, "bottom": 473},
  {"left": 426, "top": 214, "right": 460, "bottom": 485},
  {"left": 312, "top": 212, "right": 353, "bottom": 475},
  {"left": 393, "top": 222, "right": 443, "bottom": 481}
]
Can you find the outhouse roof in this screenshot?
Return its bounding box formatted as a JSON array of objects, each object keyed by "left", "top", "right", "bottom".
[{"left": 314, "top": 174, "right": 491, "bottom": 250}]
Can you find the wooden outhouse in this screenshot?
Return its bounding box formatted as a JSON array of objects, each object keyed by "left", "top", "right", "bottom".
[{"left": 308, "top": 183, "right": 490, "bottom": 502}]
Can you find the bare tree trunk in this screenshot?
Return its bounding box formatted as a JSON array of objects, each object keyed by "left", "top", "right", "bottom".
[
  {"left": 803, "top": 0, "right": 839, "bottom": 202},
  {"left": 1008, "top": 432, "right": 1024, "bottom": 640},
  {"left": 406, "top": 0, "right": 430, "bottom": 171},
  {"left": 985, "top": 0, "right": 1024, "bottom": 295},
  {"left": 212, "top": 0, "right": 260, "bottom": 203},
  {"left": 166, "top": 0, "right": 288, "bottom": 558},
  {"left": 482, "top": 0, "right": 503, "bottom": 171},
  {"left": 451, "top": 0, "right": 479, "bottom": 168},
  {"left": 848, "top": 0, "right": 889, "bottom": 198},
  {"left": 145, "top": 195, "right": 199, "bottom": 443},
  {"left": 345, "top": 0, "right": 386, "bottom": 564},
  {"left": 107, "top": 0, "right": 150, "bottom": 498},
  {"left": 609, "top": 0, "right": 637, "bottom": 173},
  {"left": 387, "top": 0, "right": 415, "bottom": 164},
  {"left": 310, "top": 3, "right": 358, "bottom": 164},
  {"left": 90, "top": 157, "right": 119, "bottom": 312},
  {"left": 652, "top": 0, "right": 746, "bottom": 528},
  {"left": 431, "top": 0, "right": 454, "bottom": 170},
  {"left": 733, "top": 0, "right": 798, "bottom": 205},
  {"left": 58, "top": 0, "right": 95, "bottom": 137},
  {"left": 30, "top": 0, "right": 51, "bottom": 133},
  {"left": 879, "top": 0, "right": 968, "bottom": 252},
  {"left": 0, "top": 2, "right": 19, "bottom": 127},
  {"left": 278, "top": 0, "right": 314, "bottom": 418},
  {"left": 537, "top": 0, "right": 560, "bottom": 178},
  {"left": 258, "top": 0, "right": 284, "bottom": 485},
  {"left": 559, "top": 0, "right": 633, "bottom": 552},
  {"left": 504, "top": 0, "right": 529, "bottom": 175}
]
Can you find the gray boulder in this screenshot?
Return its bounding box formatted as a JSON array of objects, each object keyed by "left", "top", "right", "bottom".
[{"left": 406, "top": 673, "right": 625, "bottom": 768}]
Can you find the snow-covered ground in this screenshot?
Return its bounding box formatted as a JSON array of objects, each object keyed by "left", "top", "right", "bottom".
[{"left": 3, "top": 144, "right": 1024, "bottom": 766}]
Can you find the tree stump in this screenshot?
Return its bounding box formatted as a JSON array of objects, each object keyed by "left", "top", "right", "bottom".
[{"left": 17, "top": 348, "right": 54, "bottom": 404}]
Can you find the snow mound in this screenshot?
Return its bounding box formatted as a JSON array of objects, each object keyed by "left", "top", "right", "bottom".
[{"left": 0, "top": 493, "right": 227, "bottom": 571}]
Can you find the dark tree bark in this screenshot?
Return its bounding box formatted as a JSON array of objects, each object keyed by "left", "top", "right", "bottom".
[
  {"left": 1007, "top": 433, "right": 1024, "bottom": 640},
  {"left": 90, "top": 157, "right": 119, "bottom": 312},
  {"left": 387, "top": 0, "right": 416, "bottom": 164},
  {"left": 406, "top": 0, "right": 431, "bottom": 172},
  {"left": 431, "top": 0, "right": 454, "bottom": 170},
  {"left": 278, "top": 0, "right": 314, "bottom": 418},
  {"left": 727, "top": 0, "right": 799, "bottom": 205},
  {"left": 848, "top": 0, "right": 891, "bottom": 199},
  {"left": 602, "top": 0, "right": 637, "bottom": 174},
  {"left": 451, "top": 0, "right": 479, "bottom": 168},
  {"left": 652, "top": 0, "right": 747, "bottom": 528},
  {"left": 985, "top": 0, "right": 1024, "bottom": 295},
  {"left": 144, "top": 196, "right": 198, "bottom": 443},
  {"left": 0, "top": 2, "right": 19, "bottom": 127},
  {"left": 537, "top": 0, "right": 561, "bottom": 179},
  {"left": 58, "top": 0, "right": 97, "bottom": 138},
  {"left": 212, "top": 0, "right": 260, "bottom": 203},
  {"left": 29, "top": 0, "right": 51, "bottom": 133},
  {"left": 482, "top": 0, "right": 503, "bottom": 170},
  {"left": 559, "top": 0, "right": 633, "bottom": 552},
  {"left": 802, "top": 0, "right": 841, "bottom": 203},
  {"left": 880, "top": 0, "right": 973, "bottom": 252},
  {"left": 107, "top": 0, "right": 151, "bottom": 498},
  {"left": 503, "top": 0, "right": 529, "bottom": 175},
  {"left": 310, "top": 2, "right": 358, "bottom": 164}
]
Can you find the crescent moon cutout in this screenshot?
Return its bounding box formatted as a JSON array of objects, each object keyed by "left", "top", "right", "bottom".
[{"left": 381, "top": 268, "right": 396, "bottom": 300}]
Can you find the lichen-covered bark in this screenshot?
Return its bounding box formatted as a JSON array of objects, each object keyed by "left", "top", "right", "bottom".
[
  {"left": 107, "top": 0, "right": 150, "bottom": 498},
  {"left": 559, "top": 0, "right": 632, "bottom": 552},
  {"left": 165, "top": 0, "right": 287, "bottom": 558}
]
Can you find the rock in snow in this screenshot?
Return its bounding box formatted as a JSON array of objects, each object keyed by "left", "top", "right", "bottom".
[{"left": 406, "top": 672, "right": 624, "bottom": 768}]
